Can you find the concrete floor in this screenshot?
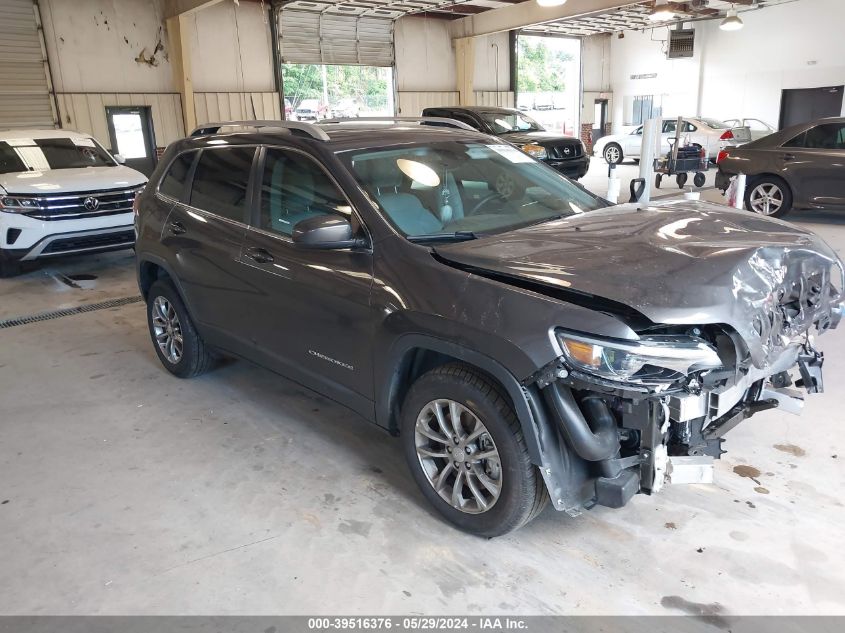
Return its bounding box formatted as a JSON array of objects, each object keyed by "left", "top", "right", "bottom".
[{"left": 2, "top": 169, "right": 845, "bottom": 615}]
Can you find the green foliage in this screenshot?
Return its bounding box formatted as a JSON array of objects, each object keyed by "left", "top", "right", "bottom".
[
  {"left": 517, "top": 38, "right": 574, "bottom": 93},
  {"left": 282, "top": 64, "right": 388, "bottom": 108}
]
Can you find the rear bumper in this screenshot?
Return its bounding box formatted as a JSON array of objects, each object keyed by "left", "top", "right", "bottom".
[
  {"left": 545, "top": 155, "right": 590, "bottom": 180},
  {"left": 715, "top": 169, "right": 733, "bottom": 191}
]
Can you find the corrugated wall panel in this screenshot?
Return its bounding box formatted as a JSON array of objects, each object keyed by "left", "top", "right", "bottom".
[
  {"left": 397, "top": 91, "right": 515, "bottom": 116},
  {"left": 475, "top": 91, "right": 515, "bottom": 108},
  {"left": 193, "top": 92, "right": 282, "bottom": 125},
  {"left": 397, "top": 92, "right": 459, "bottom": 116},
  {"left": 0, "top": 0, "right": 55, "bottom": 128}
]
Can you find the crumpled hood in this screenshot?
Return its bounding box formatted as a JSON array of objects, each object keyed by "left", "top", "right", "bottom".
[
  {"left": 435, "top": 199, "right": 844, "bottom": 368},
  {"left": 0, "top": 166, "right": 146, "bottom": 195},
  {"left": 499, "top": 131, "right": 580, "bottom": 146}
]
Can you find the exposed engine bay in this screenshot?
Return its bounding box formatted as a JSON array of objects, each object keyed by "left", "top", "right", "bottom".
[{"left": 527, "top": 245, "right": 843, "bottom": 512}]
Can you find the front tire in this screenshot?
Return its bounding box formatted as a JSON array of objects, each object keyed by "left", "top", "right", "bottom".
[
  {"left": 745, "top": 176, "right": 793, "bottom": 218},
  {"left": 400, "top": 363, "right": 548, "bottom": 537},
  {"left": 146, "top": 279, "right": 213, "bottom": 378},
  {"left": 603, "top": 143, "right": 623, "bottom": 165}
]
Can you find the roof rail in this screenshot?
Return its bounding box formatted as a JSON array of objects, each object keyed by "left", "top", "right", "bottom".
[
  {"left": 319, "top": 116, "right": 478, "bottom": 133},
  {"left": 190, "top": 120, "right": 330, "bottom": 141}
]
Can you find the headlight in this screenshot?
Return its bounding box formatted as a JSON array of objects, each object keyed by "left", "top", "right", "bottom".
[
  {"left": 520, "top": 143, "right": 547, "bottom": 159},
  {"left": 557, "top": 331, "right": 722, "bottom": 384},
  {"left": 0, "top": 196, "right": 39, "bottom": 213}
]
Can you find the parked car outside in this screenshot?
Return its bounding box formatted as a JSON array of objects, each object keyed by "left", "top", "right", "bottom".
[
  {"left": 333, "top": 98, "right": 361, "bottom": 118},
  {"left": 716, "top": 117, "right": 845, "bottom": 217},
  {"left": 135, "top": 118, "right": 842, "bottom": 536},
  {"left": 724, "top": 118, "right": 776, "bottom": 141},
  {"left": 422, "top": 106, "right": 589, "bottom": 180},
  {"left": 593, "top": 117, "right": 751, "bottom": 164},
  {"left": 295, "top": 99, "right": 331, "bottom": 121},
  {"left": 0, "top": 128, "right": 147, "bottom": 277},
  {"left": 284, "top": 98, "right": 297, "bottom": 121}
]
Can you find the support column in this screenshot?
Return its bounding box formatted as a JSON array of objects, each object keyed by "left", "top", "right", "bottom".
[
  {"left": 167, "top": 14, "right": 196, "bottom": 134},
  {"left": 455, "top": 37, "right": 476, "bottom": 107}
]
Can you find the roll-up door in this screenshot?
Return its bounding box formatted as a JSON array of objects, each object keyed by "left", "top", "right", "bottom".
[
  {"left": 279, "top": 10, "right": 394, "bottom": 67},
  {"left": 0, "top": 0, "right": 55, "bottom": 129}
]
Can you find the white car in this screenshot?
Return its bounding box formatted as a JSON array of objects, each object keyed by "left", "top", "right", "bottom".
[
  {"left": 593, "top": 117, "right": 752, "bottom": 164},
  {"left": 0, "top": 129, "right": 146, "bottom": 277},
  {"left": 723, "top": 118, "right": 776, "bottom": 141}
]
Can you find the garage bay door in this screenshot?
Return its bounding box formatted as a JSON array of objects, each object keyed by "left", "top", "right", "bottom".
[
  {"left": 0, "top": 0, "right": 55, "bottom": 129},
  {"left": 279, "top": 9, "right": 394, "bottom": 66}
]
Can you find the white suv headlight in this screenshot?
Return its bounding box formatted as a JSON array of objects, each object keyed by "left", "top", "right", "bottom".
[
  {"left": 0, "top": 196, "right": 40, "bottom": 213},
  {"left": 557, "top": 331, "right": 723, "bottom": 384}
]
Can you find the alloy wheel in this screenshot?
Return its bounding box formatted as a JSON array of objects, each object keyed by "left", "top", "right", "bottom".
[
  {"left": 749, "top": 183, "right": 784, "bottom": 215},
  {"left": 151, "top": 296, "right": 184, "bottom": 364},
  {"left": 604, "top": 145, "right": 621, "bottom": 163},
  {"left": 414, "top": 399, "right": 502, "bottom": 514}
]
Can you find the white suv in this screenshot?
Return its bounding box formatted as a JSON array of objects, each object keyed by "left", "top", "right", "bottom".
[{"left": 0, "top": 129, "right": 147, "bottom": 277}]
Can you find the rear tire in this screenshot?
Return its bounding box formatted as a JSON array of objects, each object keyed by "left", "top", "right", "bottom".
[
  {"left": 400, "top": 363, "right": 548, "bottom": 537},
  {"left": 146, "top": 279, "right": 213, "bottom": 378},
  {"left": 744, "top": 176, "right": 793, "bottom": 218}
]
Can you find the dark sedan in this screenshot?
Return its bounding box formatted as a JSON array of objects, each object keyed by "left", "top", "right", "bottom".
[
  {"left": 716, "top": 117, "right": 845, "bottom": 217},
  {"left": 422, "top": 106, "right": 589, "bottom": 180}
]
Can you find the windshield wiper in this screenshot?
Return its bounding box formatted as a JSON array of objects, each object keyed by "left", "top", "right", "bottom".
[{"left": 407, "top": 231, "right": 478, "bottom": 244}]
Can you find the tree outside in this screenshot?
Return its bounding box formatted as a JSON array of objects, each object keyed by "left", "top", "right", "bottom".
[
  {"left": 282, "top": 64, "right": 394, "bottom": 118},
  {"left": 516, "top": 36, "right": 581, "bottom": 135}
]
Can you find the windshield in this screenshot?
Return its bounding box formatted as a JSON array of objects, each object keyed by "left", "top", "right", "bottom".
[
  {"left": 0, "top": 137, "right": 115, "bottom": 174},
  {"left": 478, "top": 111, "right": 544, "bottom": 135},
  {"left": 341, "top": 141, "right": 606, "bottom": 240}
]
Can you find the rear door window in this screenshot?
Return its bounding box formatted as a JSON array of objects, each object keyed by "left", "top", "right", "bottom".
[
  {"left": 188, "top": 147, "right": 256, "bottom": 223},
  {"left": 788, "top": 123, "right": 845, "bottom": 149},
  {"left": 158, "top": 150, "right": 197, "bottom": 201}
]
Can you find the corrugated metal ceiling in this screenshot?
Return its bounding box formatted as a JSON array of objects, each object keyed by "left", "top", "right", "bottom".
[{"left": 277, "top": 0, "right": 796, "bottom": 38}]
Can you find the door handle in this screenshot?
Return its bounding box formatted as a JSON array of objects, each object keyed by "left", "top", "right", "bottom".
[
  {"left": 782, "top": 153, "right": 796, "bottom": 161},
  {"left": 245, "top": 247, "right": 274, "bottom": 264},
  {"left": 169, "top": 221, "right": 186, "bottom": 234}
]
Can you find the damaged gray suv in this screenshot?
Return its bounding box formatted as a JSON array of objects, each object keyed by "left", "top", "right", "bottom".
[{"left": 135, "top": 118, "right": 844, "bottom": 537}]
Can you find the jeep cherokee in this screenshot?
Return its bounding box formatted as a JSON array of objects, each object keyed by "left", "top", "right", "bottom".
[{"left": 135, "top": 118, "right": 843, "bottom": 536}]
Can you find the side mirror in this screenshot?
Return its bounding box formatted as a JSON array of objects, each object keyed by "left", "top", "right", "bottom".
[
  {"left": 113, "top": 153, "right": 126, "bottom": 165},
  {"left": 292, "top": 214, "right": 363, "bottom": 250}
]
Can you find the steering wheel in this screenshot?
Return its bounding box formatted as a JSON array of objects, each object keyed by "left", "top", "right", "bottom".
[{"left": 466, "top": 191, "right": 507, "bottom": 216}]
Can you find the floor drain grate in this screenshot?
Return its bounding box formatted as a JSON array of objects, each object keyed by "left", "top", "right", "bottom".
[{"left": 0, "top": 296, "right": 143, "bottom": 329}]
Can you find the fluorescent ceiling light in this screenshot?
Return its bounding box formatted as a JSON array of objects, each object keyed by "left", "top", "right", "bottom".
[
  {"left": 720, "top": 8, "right": 744, "bottom": 31},
  {"left": 536, "top": 0, "right": 567, "bottom": 7}
]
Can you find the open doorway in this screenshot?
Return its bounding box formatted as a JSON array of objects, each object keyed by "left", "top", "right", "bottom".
[
  {"left": 779, "top": 86, "right": 843, "bottom": 129},
  {"left": 105, "top": 106, "right": 156, "bottom": 176},
  {"left": 593, "top": 99, "right": 608, "bottom": 143},
  {"left": 282, "top": 64, "right": 394, "bottom": 121},
  {"left": 515, "top": 35, "right": 581, "bottom": 136}
]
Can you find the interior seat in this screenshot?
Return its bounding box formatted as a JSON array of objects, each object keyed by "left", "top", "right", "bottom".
[{"left": 356, "top": 158, "right": 442, "bottom": 235}]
